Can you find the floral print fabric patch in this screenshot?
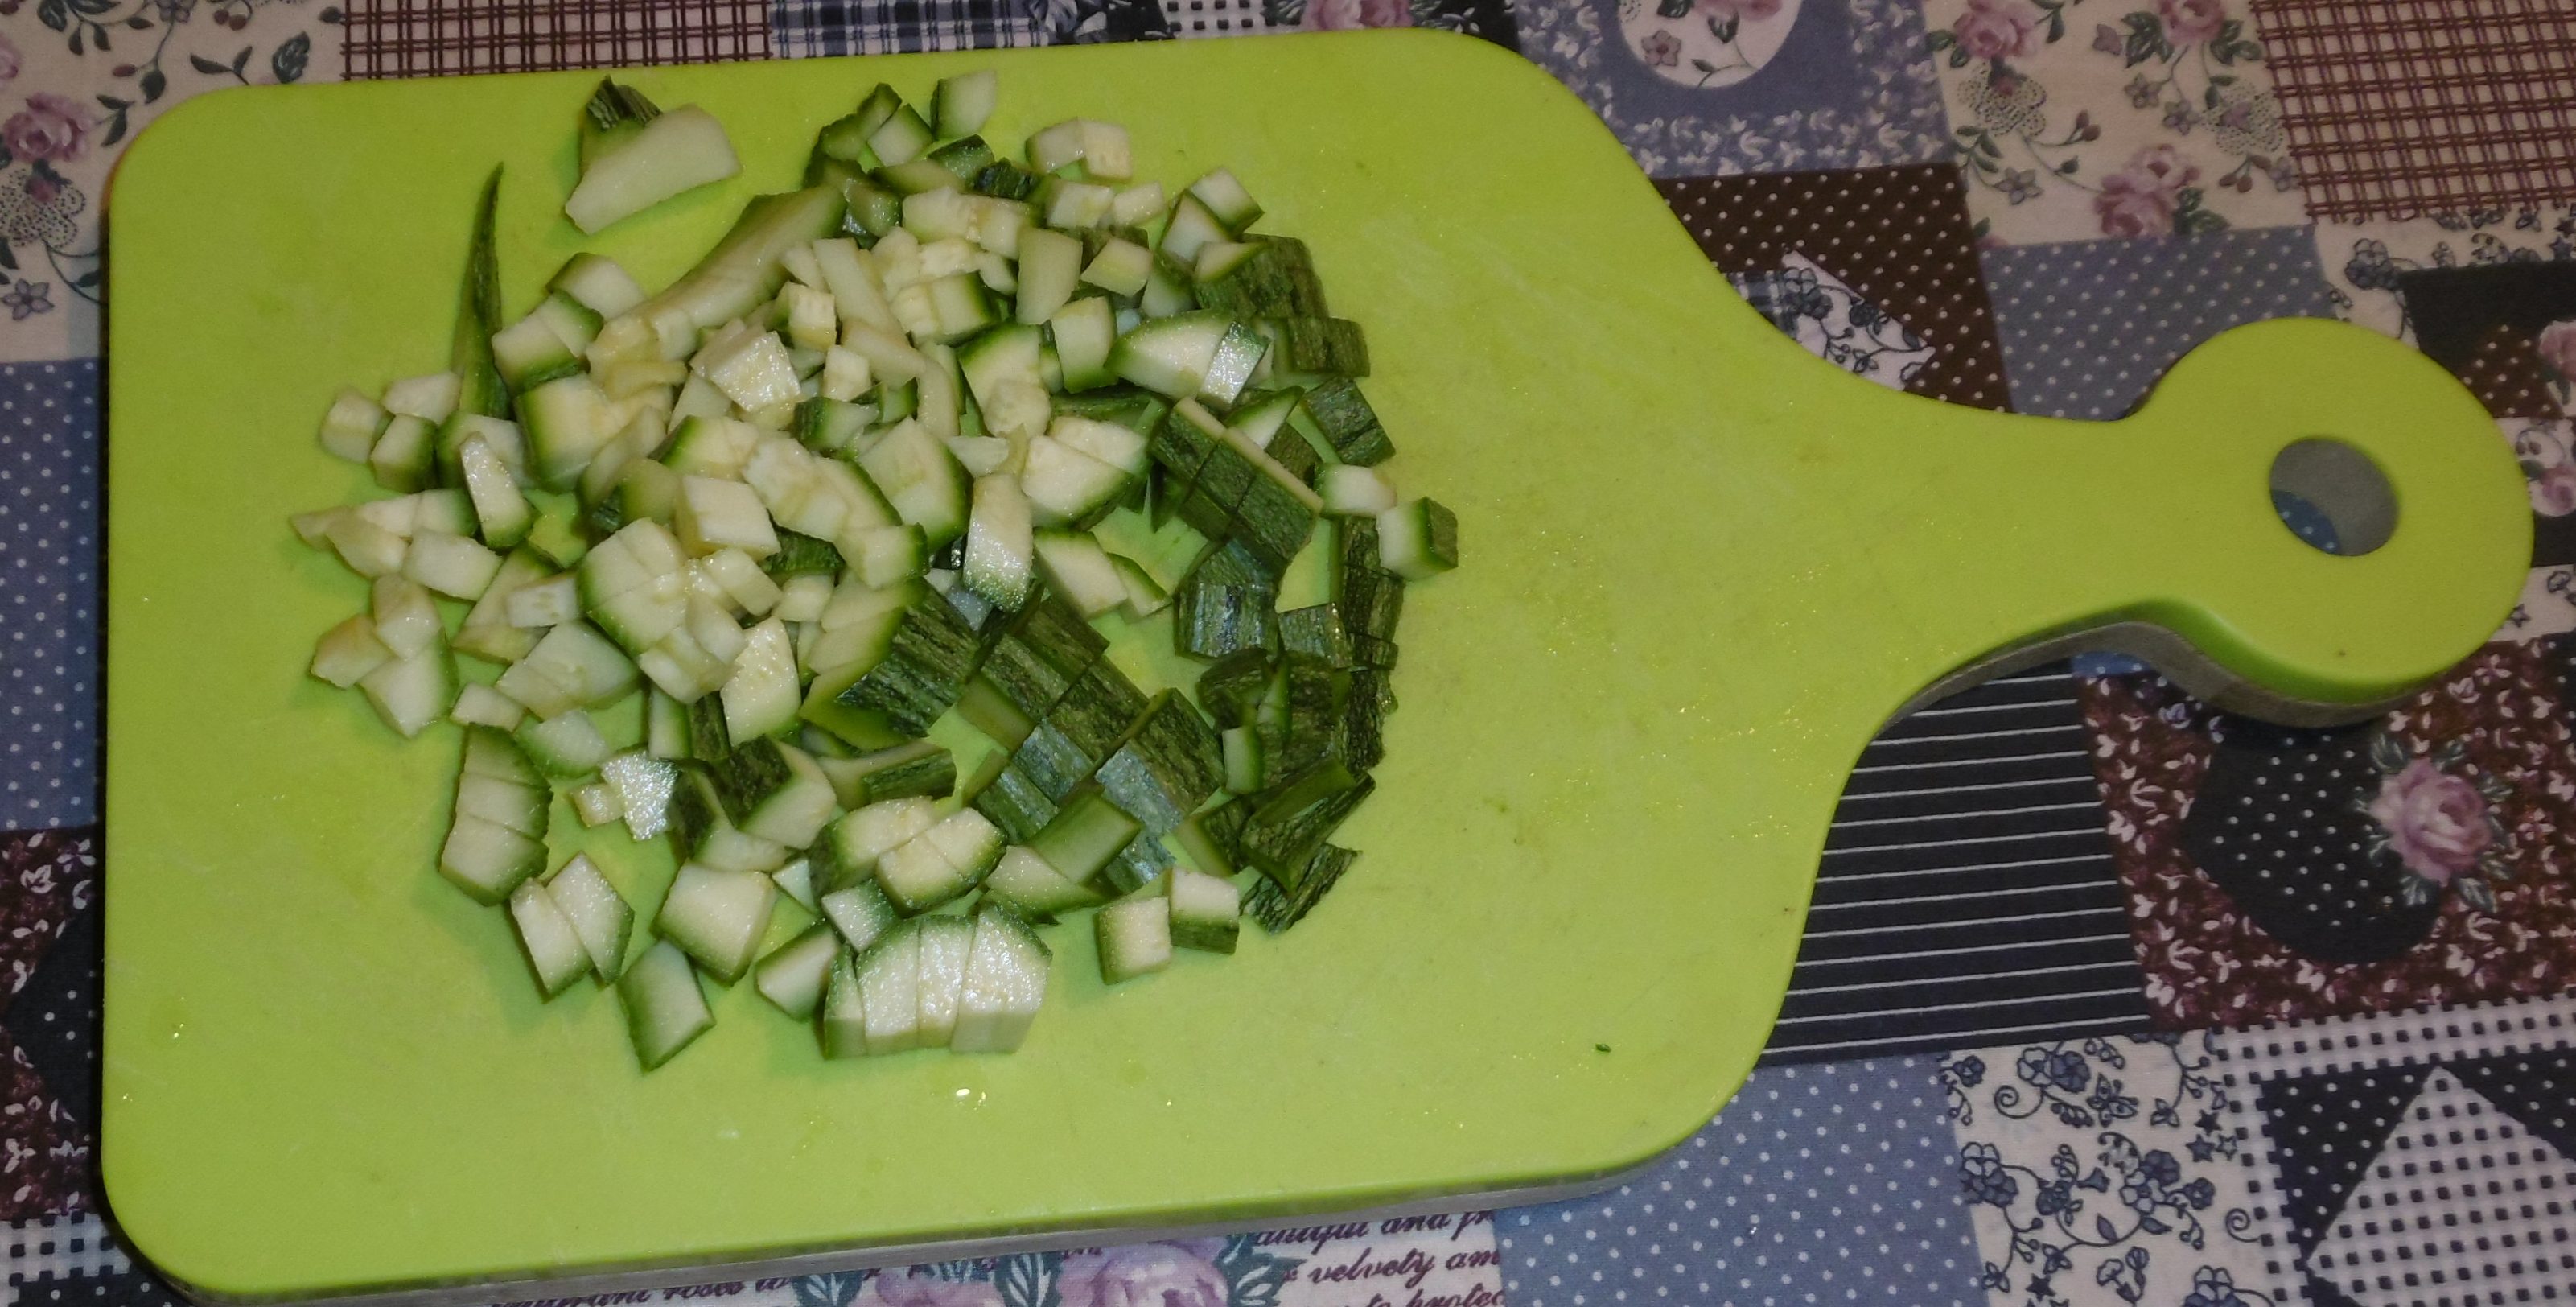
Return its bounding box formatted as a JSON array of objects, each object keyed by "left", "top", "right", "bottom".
[
  {"left": 1519, "top": 0, "right": 1951, "bottom": 176},
  {"left": 0, "top": 0, "right": 341, "bottom": 365},
  {"left": 1921, "top": 0, "right": 2307, "bottom": 245},
  {"left": 2080, "top": 646, "right": 2576, "bottom": 1029},
  {"left": 1938, "top": 1031, "right": 2279, "bottom": 1307}
]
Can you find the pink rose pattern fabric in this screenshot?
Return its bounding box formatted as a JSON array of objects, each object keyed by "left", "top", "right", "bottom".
[
  {"left": 814, "top": 1239, "right": 1296, "bottom": 1307},
  {"left": 2154, "top": 0, "right": 2224, "bottom": 44},
  {"left": 1, "top": 92, "right": 84, "bottom": 164},
  {"left": 1055, "top": 1241, "right": 1232, "bottom": 1307},
  {"left": 1302, "top": 0, "right": 1414, "bottom": 29},
  {"left": 2092, "top": 144, "right": 2201, "bottom": 237},
  {"left": 2083, "top": 646, "right": 2576, "bottom": 1029},
  {"left": 2537, "top": 319, "right": 2576, "bottom": 388},
  {"left": 2367, "top": 758, "right": 2496, "bottom": 884},
  {"left": 1953, "top": 0, "right": 2043, "bottom": 60}
]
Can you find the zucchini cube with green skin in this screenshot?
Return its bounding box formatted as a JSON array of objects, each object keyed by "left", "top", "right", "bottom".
[
  {"left": 1344, "top": 668, "right": 1394, "bottom": 771},
  {"left": 438, "top": 729, "right": 549, "bottom": 904},
  {"left": 1193, "top": 797, "right": 1249, "bottom": 866},
  {"left": 1353, "top": 571, "right": 1404, "bottom": 640},
  {"left": 1254, "top": 756, "right": 1364, "bottom": 828},
  {"left": 370, "top": 414, "right": 437, "bottom": 492},
  {"left": 1195, "top": 240, "right": 1327, "bottom": 317},
  {"left": 1301, "top": 378, "right": 1394, "bottom": 466},
  {"left": 1253, "top": 418, "right": 1323, "bottom": 490},
  {"left": 1182, "top": 795, "right": 1246, "bottom": 880},
  {"left": 1278, "top": 654, "right": 1350, "bottom": 776},
  {"left": 1232, "top": 474, "right": 1318, "bottom": 574},
  {"left": 1175, "top": 483, "right": 1237, "bottom": 542},
  {"left": 973, "top": 763, "right": 1062, "bottom": 843},
  {"left": 508, "top": 880, "right": 592, "bottom": 999},
  {"left": 707, "top": 738, "right": 838, "bottom": 849},
  {"left": 1174, "top": 583, "right": 1277, "bottom": 661},
  {"left": 1278, "top": 604, "right": 1352, "bottom": 667},
  {"left": 1194, "top": 649, "right": 1273, "bottom": 728},
  {"left": 875, "top": 809, "right": 1005, "bottom": 913},
  {"left": 813, "top": 796, "right": 939, "bottom": 894},
  {"left": 677, "top": 475, "right": 781, "bottom": 559},
  {"left": 545, "top": 853, "right": 634, "bottom": 982},
  {"left": 618, "top": 941, "right": 714, "bottom": 1071},
  {"left": 1029, "top": 785, "right": 1144, "bottom": 886},
  {"left": 1102, "top": 830, "right": 1173, "bottom": 896},
  {"left": 762, "top": 530, "right": 844, "bottom": 579},
  {"left": 1191, "top": 443, "right": 1260, "bottom": 514},
  {"left": 1095, "top": 894, "right": 1173, "bottom": 985},
  {"left": 819, "top": 877, "right": 901, "bottom": 955},
  {"left": 668, "top": 770, "right": 791, "bottom": 875},
  {"left": 818, "top": 949, "right": 870, "bottom": 1059},
  {"left": 817, "top": 740, "right": 954, "bottom": 808},
  {"left": 1167, "top": 867, "right": 1241, "bottom": 954},
  {"left": 1051, "top": 659, "right": 1149, "bottom": 748},
  {"left": 656, "top": 864, "right": 780, "bottom": 984},
  {"left": 317, "top": 388, "right": 389, "bottom": 463},
  {"left": 1376, "top": 497, "right": 1459, "bottom": 581},
  {"left": 754, "top": 924, "right": 842, "bottom": 1020},
  {"left": 1010, "top": 719, "right": 1107, "bottom": 805},
  {"left": 954, "top": 904, "right": 1052, "bottom": 1053},
  {"left": 1245, "top": 843, "right": 1358, "bottom": 934},
  {"left": 825, "top": 595, "right": 990, "bottom": 737},
  {"left": 1093, "top": 691, "right": 1224, "bottom": 835},
  {"left": 582, "top": 519, "right": 690, "bottom": 653},
  {"left": 1241, "top": 777, "right": 1375, "bottom": 885},
  {"left": 310, "top": 616, "right": 393, "bottom": 689},
  {"left": 1185, "top": 168, "right": 1263, "bottom": 234},
  {"left": 980, "top": 846, "right": 1104, "bottom": 918},
  {"left": 954, "top": 674, "right": 1037, "bottom": 751},
  {"left": 856, "top": 922, "right": 925, "bottom": 1054},
  {"left": 358, "top": 629, "right": 452, "bottom": 720},
  {"left": 914, "top": 913, "right": 977, "bottom": 1049},
  {"left": 1257, "top": 317, "right": 1369, "bottom": 377},
  {"left": 928, "top": 135, "right": 998, "bottom": 184},
  {"left": 1145, "top": 400, "right": 1221, "bottom": 482}
]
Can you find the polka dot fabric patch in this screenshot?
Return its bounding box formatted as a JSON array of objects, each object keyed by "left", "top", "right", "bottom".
[
  {"left": 1497, "top": 1058, "right": 1981, "bottom": 1307},
  {"left": 1978, "top": 228, "right": 2337, "bottom": 420},
  {"left": 1656, "top": 164, "right": 2010, "bottom": 411},
  {"left": 2460, "top": 324, "right": 2565, "bottom": 421},
  {"left": 0, "top": 361, "right": 100, "bottom": 831}
]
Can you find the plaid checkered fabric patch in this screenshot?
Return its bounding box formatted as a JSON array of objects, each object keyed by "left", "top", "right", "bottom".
[
  {"left": 1727, "top": 273, "right": 1809, "bottom": 338},
  {"left": 772, "top": 0, "right": 1043, "bottom": 56},
  {"left": 2255, "top": 0, "right": 2576, "bottom": 221},
  {"left": 1159, "top": 0, "right": 1277, "bottom": 38},
  {"left": 344, "top": 0, "right": 772, "bottom": 79}
]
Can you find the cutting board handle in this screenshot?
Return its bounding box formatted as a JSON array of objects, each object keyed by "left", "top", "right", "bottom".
[{"left": 1882, "top": 317, "right": 2529, "bottom": 728}]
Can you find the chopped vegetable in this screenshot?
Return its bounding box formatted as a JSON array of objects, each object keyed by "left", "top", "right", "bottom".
[{"left": 291, "top": 68, "right": 1458, "bottom": 1071}]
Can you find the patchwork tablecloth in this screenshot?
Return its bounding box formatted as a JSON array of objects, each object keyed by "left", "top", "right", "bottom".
[{"left": 2, "top": 2, "right": 2573, "bottom": 1305}]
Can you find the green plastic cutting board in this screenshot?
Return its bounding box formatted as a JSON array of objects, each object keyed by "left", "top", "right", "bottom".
[{"left": 101, "top": 30, "right": 2529, "bottom": 1302}]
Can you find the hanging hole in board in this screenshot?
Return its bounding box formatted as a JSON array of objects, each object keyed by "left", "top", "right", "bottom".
[{"left": 2269, "top": 438, "right": 2397, "bottom": 558}]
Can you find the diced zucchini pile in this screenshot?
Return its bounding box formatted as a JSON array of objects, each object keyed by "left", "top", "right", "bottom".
[{"left": 294, "top": 72, "right": 1459, "bottom": 1073}]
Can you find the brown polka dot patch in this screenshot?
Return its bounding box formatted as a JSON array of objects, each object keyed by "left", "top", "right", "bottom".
[
  {"left": 2459, "top": 322, "right": 2564, "bottom": 421},
  {"left": 1655, "top": 165, "right": 2010, "bottom": 412}
]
